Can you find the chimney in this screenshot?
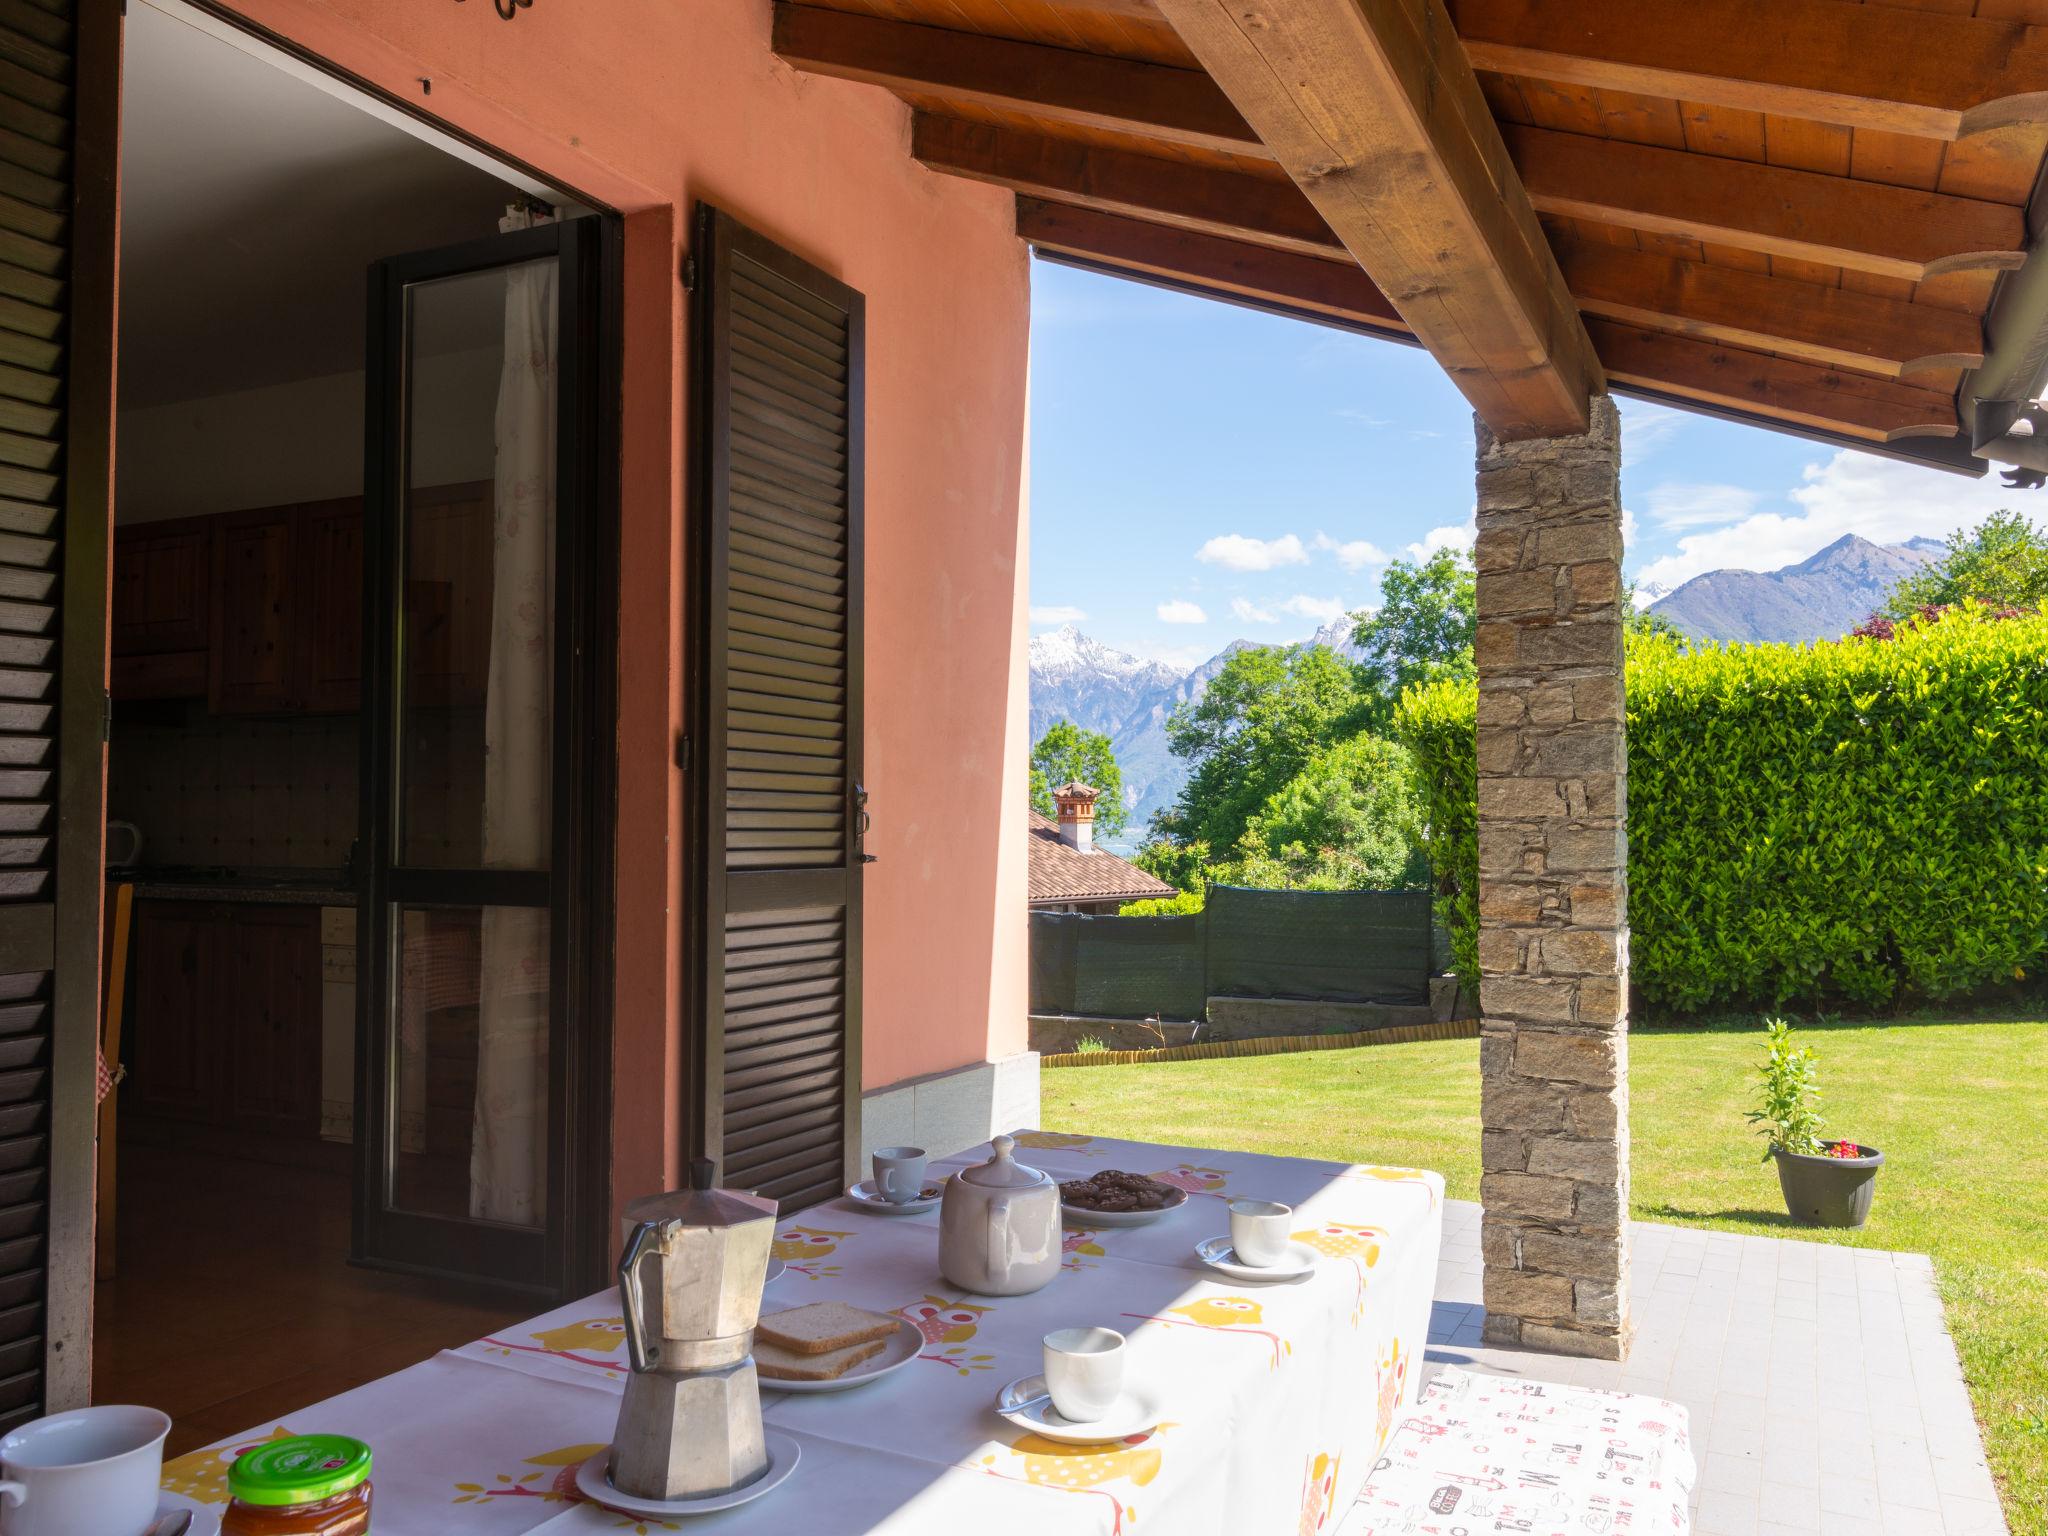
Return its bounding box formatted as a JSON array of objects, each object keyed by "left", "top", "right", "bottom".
[{"left": 1052, "top": 782, "right": 1099, "bottom": 853}]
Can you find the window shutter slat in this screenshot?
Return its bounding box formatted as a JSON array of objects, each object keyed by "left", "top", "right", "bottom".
[{"left": 695, "top": 207, "right": 863, "bottom": 1215}]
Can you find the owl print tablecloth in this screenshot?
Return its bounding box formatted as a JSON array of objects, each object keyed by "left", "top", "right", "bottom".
[{"left": 160, "top": 1133, "right": 1443, "bottom": 1536}]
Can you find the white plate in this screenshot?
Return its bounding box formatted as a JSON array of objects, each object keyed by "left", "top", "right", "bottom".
[
  {"left": 156, "top": 1492, "right": 223, "bottom": 1536},
  {"left": 765, "top": 1317, "right": 925, "bottom": 1394},
  {"left": 1060, "top": 1183, "right": 1188, "bottom": 1227},
  {"left": 995, "top": 1373, "right": 1164, "bottom": 1444},
  {"left": 765, "top": 1255, "right": 787, "bottom": 1284},
  {"left": 1193, "top": 1235, "right": 1319, "bottom": 1282},
  {"left": 574, "top": 1431, "right": 801, "bottom": 1517},
  {"left": 844, "top": 1179, "right": 942, "bottom": 1215}
]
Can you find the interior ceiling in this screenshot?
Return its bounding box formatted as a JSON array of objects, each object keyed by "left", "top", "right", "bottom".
[
  {"left": 771, "top": 0, "right": 2048, "bottom": 470},
  {"left": 118, "top": 1, "right": 523, "bottom": 409}
]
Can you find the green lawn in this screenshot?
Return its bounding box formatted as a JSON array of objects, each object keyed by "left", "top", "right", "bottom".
[{"left": 1042, "top": 1017, "right": 2048, "bottom": 1530}]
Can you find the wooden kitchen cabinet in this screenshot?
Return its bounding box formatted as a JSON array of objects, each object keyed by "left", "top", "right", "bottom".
[
  {"left": 295, "top": 496, "right": 365, "bottom": 714},
  {"left": 110, "top": 518, "right": 211, "bottom": 700},
  {"left": 210, "top": 508, "right": 296, "bottom": 715},
  {"left": 125, "top": 901, "right": 322, "bottom": 1139}
]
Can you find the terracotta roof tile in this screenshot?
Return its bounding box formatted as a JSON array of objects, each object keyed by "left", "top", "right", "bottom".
[{"left": 1027, "top": 812, "right": 1178, "bottom": 907}]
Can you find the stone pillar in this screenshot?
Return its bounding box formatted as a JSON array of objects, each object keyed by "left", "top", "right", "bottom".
[{"left": 1472, "top": 396, "right": 1632, "bottom": 1361}]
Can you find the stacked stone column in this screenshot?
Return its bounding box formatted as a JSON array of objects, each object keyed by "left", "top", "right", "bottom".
[{"left": 1472, "top": 396, "right": 1632, "bottom": 1361}]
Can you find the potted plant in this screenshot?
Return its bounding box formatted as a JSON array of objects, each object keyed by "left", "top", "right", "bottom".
[{"left": 1745, "top": 1018, "right": 1883, "bottom": 1229}]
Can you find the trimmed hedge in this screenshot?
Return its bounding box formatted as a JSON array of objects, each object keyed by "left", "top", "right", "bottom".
[{"left": 1395, "top": 613, "right": 2048, "bottom": 1012}]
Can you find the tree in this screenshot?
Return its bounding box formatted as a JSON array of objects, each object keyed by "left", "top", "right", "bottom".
[
  {"left": 1351, "top": 548, "right": 1476, "bottom": 699},
  {"left": 1028, "top": 721, "right": 1129, "bottom": 837},
  {"left": 1622, "top": 580, "right": 1688, "bottom": 643},
  {"left": 1214, "top": 733, "right": 1427, "bottom": 891},
  {"left": 1881, "top": 510, "right": 2048, "bottom": 618},
  {"left": 1156, "top": 642, "right": 1374, "bottom": 853}
]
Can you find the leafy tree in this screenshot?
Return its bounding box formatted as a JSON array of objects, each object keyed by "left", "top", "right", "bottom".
[
  {"left": 1029, "top": 721, "right": 1129, "bottom": 837},
  {"left": 1119, "top": 888, "right": 1205, "bottom": 917},
  {"left": 1156, "top": 643, "right": 1374, "bottom": 853},
  {"left": 1213, "top": 733, "right": 1427, "bottom": 891},
  {"left": 1351, "top": 549, "right": 1476, "bottom": 698},
  {"left": 1622, "top": 580, "right": 1687, "bottom": 643},
  {"left": 1133, "top": 838, "right": 1211, "bottom": 895},
  {"left": 1882, "top": 509, "right": 2048, "bottom": 619}
]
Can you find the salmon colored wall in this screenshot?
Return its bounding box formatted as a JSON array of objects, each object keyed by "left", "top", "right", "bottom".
[{"left": 211, "top": 0, "right": 1033, "bottom": 1214}]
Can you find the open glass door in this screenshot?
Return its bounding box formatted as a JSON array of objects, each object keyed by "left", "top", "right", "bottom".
[{"left": 355, "top": 216, "right": 604, "bottom": 1295}]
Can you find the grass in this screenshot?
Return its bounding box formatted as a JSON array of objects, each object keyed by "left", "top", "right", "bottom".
[{"left": 1041, "top": 1016, "right": 2048, "bottom": 1530}]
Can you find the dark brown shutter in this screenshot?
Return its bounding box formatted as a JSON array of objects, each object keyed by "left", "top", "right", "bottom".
[
  {"left": 0, "top": 0, "right": 116, "bottom": 1420},
  {"left": 691, "top": 206, "right": 863, "bottom": 1214}
]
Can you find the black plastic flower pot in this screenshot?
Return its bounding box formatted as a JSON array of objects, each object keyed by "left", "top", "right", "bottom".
[{"left": 1773, "top": 1143, "right": 1883, "bottom": 1229}]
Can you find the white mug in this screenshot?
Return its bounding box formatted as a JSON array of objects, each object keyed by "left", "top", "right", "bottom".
[
  {"left": 872, "top": 1145, "right": 928, "bottom": 1204},
  {"left": 1228, "top": 1198, "right": 1294, "bottom": 1268},
  {"left": 1043, "top": 1326, "right": 1125, "bottom": 1423},
  {"left": 0, "top": 1404, "right": 170, "bottom": 1536}
]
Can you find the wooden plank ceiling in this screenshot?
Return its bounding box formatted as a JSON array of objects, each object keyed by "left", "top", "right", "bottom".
[{"left": 772, "top": 0, "right": 2048, "bottom": 459}]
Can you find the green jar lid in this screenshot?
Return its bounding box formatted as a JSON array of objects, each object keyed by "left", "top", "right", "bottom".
[{"left": 228, "top": 1435, "right": 372, "bottom": 1507}]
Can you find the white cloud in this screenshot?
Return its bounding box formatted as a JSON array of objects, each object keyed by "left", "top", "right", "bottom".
[
  {"left": 1311, "top": 532, "right": 1390, "bottom": 571},
  {"left": 1195, "top": 533, "right": 1309, "bottom": 571},
  {"left": 1029, "top": 604, "right": 1086, "bottom": 625},
  {"left": 1646, "top": 482, "right": 1761, "bottom": 530},
  {"left": 1128, "top": 642, "right": 1213, "bottom": 671},
  {"left": 1631, "top": 449, "right": 2010, "bottom": 594},
  {"left": 1157, "top": 599, "right": 1209, "bottom": 624},
  {"left": 1619, "top": 401, "right": 1687, "bottom": 463},
  {"left": 1280, "top": 594, "right": 1348, "bottom": 623},
  {"left": 1230, "top": 597, "right": 1278, "bottom": 624},
  {"left": 1402, "top": 519, "right": 1476, "bottom": 562},
  {"left": 1335, "top": 409, "right": 1395, "bottom": 429}
]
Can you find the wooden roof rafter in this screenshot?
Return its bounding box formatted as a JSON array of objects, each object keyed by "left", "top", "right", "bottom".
[{"left": 767, "top": 0, "right": 2048, "bottom": 456}]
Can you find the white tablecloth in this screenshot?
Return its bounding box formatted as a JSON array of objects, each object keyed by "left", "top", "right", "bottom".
[{"left": 161, "top": 1133, "right": 1443, "bottom": 1535}]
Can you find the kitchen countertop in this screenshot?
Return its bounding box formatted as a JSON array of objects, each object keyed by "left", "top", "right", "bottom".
[{"left": 106, "top": 869, "right": 355, "bottom": 906}]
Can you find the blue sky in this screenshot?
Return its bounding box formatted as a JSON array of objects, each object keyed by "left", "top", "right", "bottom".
[{"left": 1026, "top": 259, "right": 2022, "bottom": 670}]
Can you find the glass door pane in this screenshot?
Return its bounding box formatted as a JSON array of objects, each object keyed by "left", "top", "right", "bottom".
[{"left": 358, "top": 218, "right": 593, "bottom": 1294}]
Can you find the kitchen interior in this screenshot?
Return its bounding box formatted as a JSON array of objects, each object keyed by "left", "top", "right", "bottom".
[{"left": 96, "top": 0, "right": 582, "bottom": 1448}]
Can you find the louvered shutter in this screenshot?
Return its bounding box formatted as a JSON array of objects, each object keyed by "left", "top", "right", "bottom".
[
  {"left": 0, "top": 0, "right": 115, "bottom": 1420},
  {"left": 692, "top": 207, "right": 863, "bottom": 1214}
]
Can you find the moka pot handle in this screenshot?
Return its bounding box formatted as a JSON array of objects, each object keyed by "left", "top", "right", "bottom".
[{"left": 618, "top": 1219, "right": 665, "bottom": 1371}]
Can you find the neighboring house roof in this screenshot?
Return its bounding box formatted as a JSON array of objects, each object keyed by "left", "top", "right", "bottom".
[{"left": 1027, "top": 812, "right": 1177, "bottom": 908}]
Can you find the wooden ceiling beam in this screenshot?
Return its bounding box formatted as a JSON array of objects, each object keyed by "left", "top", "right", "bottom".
[
  {"left": 912, "top": 115, "right": 1345, "bottom": 259},
  {"left": 1012, "top": 197, "right": 1959, "bottom": 442},
  {"left": 1455, "top": 0, "right": 2048, "bottom": 140},
  {"left": 1015, "top": 197, "right": 1409, "bottom": 333},
  {"left": 771, "top": 5, "right": 1259, "bottom": 156},
  {"left": 1512, "top": 126, "right": 2025, "bottom": 284},
  {"left": 1588, "top": 320, "right": 1958, "bottom": 443},
  {"left": 1559, "top": 243, "right": 1983, "bottom": 380},
  {"left": 1153, "top": 0, "right": 1602, "bottom": 438}
]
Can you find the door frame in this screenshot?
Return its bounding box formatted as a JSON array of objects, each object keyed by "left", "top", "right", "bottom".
[{"left": 355, "top": 215, "right": 621, "bottom": 1301}]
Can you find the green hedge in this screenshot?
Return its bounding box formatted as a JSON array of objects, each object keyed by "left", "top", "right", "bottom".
[{"left": 1394, "top": 612, "right": 2048, "bottom": 1012}]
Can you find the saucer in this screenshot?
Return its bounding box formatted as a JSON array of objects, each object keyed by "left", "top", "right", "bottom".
[
  {"left": 765, "top": 1256, "right": 788, "bottom": 1284},
  {"left": 846, "top": 1178, "right": 942, "bottom": 1215},
  {"left": 574, "top": 1431, "right": 801, "bottom": 1516},
  {"left": 769, "top": 1318, "right": 925, "bottom": 1394},
  {"left": 1193, "top": 1235, "right": 1319, "bottom": 1281},
  {"left": 996, "top": 1373, "right": 1164, "bottom": 1445},
  {"left": 157, "top": 1492, "right": 223, "bottom": 1536}
]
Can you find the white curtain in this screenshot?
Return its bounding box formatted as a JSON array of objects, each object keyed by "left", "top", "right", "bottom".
[{"left": 470, "top": 206, "right": 557, "bottom": 1227}]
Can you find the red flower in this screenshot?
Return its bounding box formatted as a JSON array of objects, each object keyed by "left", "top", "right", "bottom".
[{"left": 1824, "top": 1140, "right": 1861, "bottom": 1159}]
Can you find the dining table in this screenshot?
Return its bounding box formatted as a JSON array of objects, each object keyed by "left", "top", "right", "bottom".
[{"left": 159, "top": 1131, "right": 1444, "bottom": 1534}]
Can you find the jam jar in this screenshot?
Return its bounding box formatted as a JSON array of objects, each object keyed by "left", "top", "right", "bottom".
[{"left": 221, "top": 1434, "right": 373, "bottom": 1535}]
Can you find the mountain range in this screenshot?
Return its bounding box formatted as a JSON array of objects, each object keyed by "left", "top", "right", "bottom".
[
  {"left": 1646, "top": 534, "right": 1942, "bottom": 643},
  {"left": 1031, "top": 533, "right": 1950, "bottom": 845},
  {"left": 1029, "top": 617, "right": 1364, "bottom": 844}
]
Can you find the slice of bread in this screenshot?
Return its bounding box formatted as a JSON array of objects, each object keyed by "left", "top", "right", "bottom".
[
  {"left": 756, "top": 1301, "right": 900, "bottom": 1356},
  {"left": 754, "top": 1335, "right": 889, "bottom": 1382}
]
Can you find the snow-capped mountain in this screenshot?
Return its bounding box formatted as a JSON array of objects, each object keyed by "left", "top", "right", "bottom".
[{"left": 1027, "top": 625, "right": 1183, "bottom": 741}]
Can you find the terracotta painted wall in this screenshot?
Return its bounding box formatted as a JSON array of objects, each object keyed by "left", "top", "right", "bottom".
[{"left": 211, "top": 0, "right": 1033, "bottom": 1210}]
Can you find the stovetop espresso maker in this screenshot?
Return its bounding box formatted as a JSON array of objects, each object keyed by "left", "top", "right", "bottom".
[{"left": 610, "top": 1158, "right": 778, "bottom": 1501}]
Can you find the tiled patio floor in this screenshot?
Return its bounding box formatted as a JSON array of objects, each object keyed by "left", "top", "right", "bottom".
[{"left": 1342, "top": 1198, "right": 2008, "bottom": 1536}]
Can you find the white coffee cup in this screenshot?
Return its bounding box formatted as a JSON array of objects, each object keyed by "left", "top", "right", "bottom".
[
  {"left": 1043, "top": 1326, "right": 1125, "bottom": 1423},
  {"left": 1228, "top": 1198, "right": 1294, "bottom": 1268},
  {"left": 872, "top": 1146, "right": 928, "bottom": 1203},
  {"left": 0, "top": 1404, "right": 170, "bottom": 1536}
]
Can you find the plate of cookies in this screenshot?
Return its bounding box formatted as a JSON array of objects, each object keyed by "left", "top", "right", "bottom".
[
  {"left": 1058, "top": 1169, "right": 1189, "bottom": 1227},
  {"left": 753, "top": 1301, "right": 925, "bottom": 1393}
]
